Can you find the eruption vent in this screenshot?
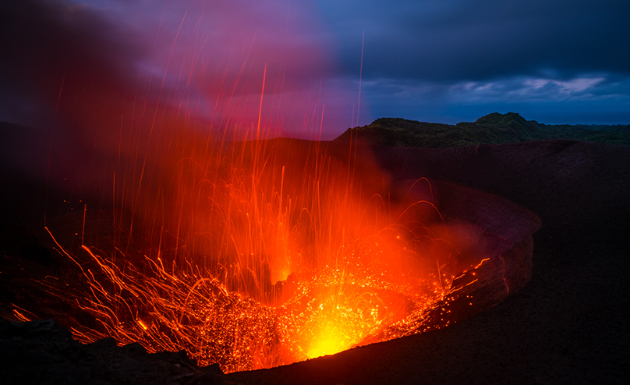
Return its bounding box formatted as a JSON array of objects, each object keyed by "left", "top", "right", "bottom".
[{"left": 19, "top": 138, "right": 540, "bottom": 373}]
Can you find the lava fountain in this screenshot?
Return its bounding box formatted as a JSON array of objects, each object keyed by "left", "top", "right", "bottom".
[
  {"left": 18, "top": 132, "right": 540, "bottom": 374},
  {"left": 3, "top": 1, "right": 539, "bottom": 374}
]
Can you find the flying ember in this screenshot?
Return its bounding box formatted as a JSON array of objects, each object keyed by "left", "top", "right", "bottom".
[
  {"left": 33, "top": 135, "right": 479, "bottom": 373},
  {"left": 3, "top": 1, "right": 541, "bottom": 376}
]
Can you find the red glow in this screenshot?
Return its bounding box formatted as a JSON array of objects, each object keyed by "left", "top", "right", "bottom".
[
  {"left": 7, "top": 2, "right": 486, "bottom": 374},
  {"left": 31, "top": 130, "right": 486, "bottom": 373}
]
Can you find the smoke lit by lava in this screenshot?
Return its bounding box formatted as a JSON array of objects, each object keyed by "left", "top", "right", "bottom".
[{"left": 4, "top": 0, "right": 537, "bottom": 374}]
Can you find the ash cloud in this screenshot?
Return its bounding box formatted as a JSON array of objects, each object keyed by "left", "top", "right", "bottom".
[
  {"left": 0, "top": 0, "right": 361, "bottom": 199},
  {"left": 2, "top": 0, "right": 627, "bottom": 142},
  {"left": 0, "top": 0, "right": 151, "bottom": 193},
  {"left": 0, "top": 0, "right": 146, "bottom": 128}
]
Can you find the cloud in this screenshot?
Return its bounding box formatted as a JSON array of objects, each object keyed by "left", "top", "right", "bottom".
[
  {"left": 360, "top": 72, "right": 630, "bottom": 125},
  {"left": 552, "top": 78, "right": 605, "bottom": 94},
  {"left": 0, "top": 0, "right": 363, "bottom": 138},
  {"left": 448, "top": 75, "right": 611, "bottom": 101},
  {"left": 311, "top": 0, "right": 630, "bottom": 125},
  {"left": 317, "top": 0, "right": 630, "bottom": 82},
  {"left": 2, "top": 0, "right": 627, "bottom": 136},
  {"left": 0, "top": 0, "right": 147, "bottom": 128}
]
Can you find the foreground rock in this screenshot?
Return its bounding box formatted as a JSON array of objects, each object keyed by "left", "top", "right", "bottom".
[{"left": 0, "top": 318, "right": 235, "bottom": 385}]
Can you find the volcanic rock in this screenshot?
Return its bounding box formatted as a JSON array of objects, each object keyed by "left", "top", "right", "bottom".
[{"left": 0, "top": 318, "right": 235, "bottom": 384}]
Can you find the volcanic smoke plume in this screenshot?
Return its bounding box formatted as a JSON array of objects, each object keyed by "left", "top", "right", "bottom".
[
  {"left": 1, "top": 0, "right": 539, "bottom": 374},
  {"left": 10, "top": 133, "right": 540, "bottom": 373}
]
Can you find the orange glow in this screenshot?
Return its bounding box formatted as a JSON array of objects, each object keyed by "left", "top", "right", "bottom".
[
  {"left": 0, "top": 0, "right": 520, "bottom": 374},
  {"left": 34, "top": 129, "right": 487, "bottom": 373},
  {"left": 20, "top": 6, "right": 488, "bottom": 372},
  {"left": 307, "top": 325, "right": 347, "bottom": 358}
]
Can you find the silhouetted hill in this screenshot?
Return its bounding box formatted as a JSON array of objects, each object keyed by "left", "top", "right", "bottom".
[{"left": 334, "top": 112, "right": 630, "bottom": 147}]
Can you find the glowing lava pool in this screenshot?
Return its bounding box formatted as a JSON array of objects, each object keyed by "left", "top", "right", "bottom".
[{"left": 15, "top": 139, "right": 540, "bottom": 373}]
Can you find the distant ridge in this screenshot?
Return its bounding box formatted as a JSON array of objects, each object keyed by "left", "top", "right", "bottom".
[{"left": 334, "top": 112, "right": 630, "bottom": 148}]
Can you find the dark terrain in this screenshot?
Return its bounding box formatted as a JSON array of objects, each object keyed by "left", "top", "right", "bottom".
[
  {"left": 229, "top": 139, "right": 630, "bottom": 384},
  {"left": 1, "top": 115, "right": 629, "bottom": 384},
  {"left": 336, "top": 112, "right": 630, "bottom": 148}
]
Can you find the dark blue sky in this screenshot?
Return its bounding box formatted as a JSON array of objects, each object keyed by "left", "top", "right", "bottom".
[
  {"left": 322, "top": 0, "right": 630, "bottom": 127},
  {"left": 1, "top": 0, "right": 629, "bottom": 139}
]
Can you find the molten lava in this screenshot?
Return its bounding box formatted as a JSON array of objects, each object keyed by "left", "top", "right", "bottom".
[
  {"left": 25, "top": 136, "right": 479, "bottom": 373},
  {"left": 3, "top": 2, "right": 542, "bottom": 375}
]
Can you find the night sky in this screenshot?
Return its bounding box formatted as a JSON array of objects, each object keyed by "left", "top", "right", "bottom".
[{"left": 1, "top": 0, "right": 629, "bottom": 139}]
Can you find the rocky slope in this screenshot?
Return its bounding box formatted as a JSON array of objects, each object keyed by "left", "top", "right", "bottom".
[{"left": 334, "top": 112, "right": 630, "bottom": 148}]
